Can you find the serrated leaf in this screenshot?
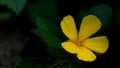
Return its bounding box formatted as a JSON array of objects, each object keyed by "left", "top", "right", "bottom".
[
  {"left": 27, "top": 0, "right": 61, "bottom": 23},
  {"left": 35, "top": 16, "right": 69, "bottom": 58},
  {"left": 36, "top": 16, "right": 61, "bottom": 48},
  {"left": 0, "top": 0, "right": 27, "bottom": 15}
]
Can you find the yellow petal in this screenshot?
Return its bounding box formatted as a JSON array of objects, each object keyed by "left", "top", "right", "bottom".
[
  {"left": 83, "top": 36, "right": 109, "bottom": 53},
  {"left": 61, "top": 42, "right": 79, "bottom": 54},
  {"left": 77, "top": 47, "right": 96, "bottom": 62},
  {"left": 78, "top": 15, "right": 101, "bottom": 41},
  {"left": 61, "top": 15, "right": 77, "bottom": 41}
]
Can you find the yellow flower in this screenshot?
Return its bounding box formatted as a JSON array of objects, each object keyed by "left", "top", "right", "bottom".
[{"left": 60, "top": 15, "right": 109, "bottom": 62}]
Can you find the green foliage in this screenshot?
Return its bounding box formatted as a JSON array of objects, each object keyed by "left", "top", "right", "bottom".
[
  {"left": 88, "top": 4, "right": 112, "bottom": 29},
  {"left": 0, "top": 11, "right": 13, "bottom": 20},
  {"left": 79, "top": 4, "right": 112, "bottom": 29},
  {"left": 34, "top": 4, "right": 112, "bottom": 67},
  {"left": 35, "top": 16, "right": 69, "bottom": 58},
  {"left": 0, "top": 0, "right": 112, "bottom": 67},
  {"left": 27, "top": 0, "right": 61, "bottom": 23},
  {"left": 0, "top": 0, "right": 27, "bottom": 15},
  {"left": 36, "top": 16, "right": 61, "bottom": 48},
  {"left": 78, "top": 4, "right": 112, "bottom": 36}
]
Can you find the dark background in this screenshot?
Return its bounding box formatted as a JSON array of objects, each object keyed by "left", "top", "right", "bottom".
[{"left": 0, "top": 0, "right": 118, "bottom": 68}]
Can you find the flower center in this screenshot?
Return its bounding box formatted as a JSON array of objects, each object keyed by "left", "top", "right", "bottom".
[{"left": 76, "top": 41, "right": 85, "bottom": 47}]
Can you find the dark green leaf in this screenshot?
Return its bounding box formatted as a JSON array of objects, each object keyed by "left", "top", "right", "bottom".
[
  {"left": 36, "top": 16, "right": 69, "bottom": 58},
  {"left": 0, "top": 0, "right": 27, "bottom": 15},
  {"left": 78, "top": 4, "right": 112, "bottom": 36},
  {"left": 27, "top": 0, "right": 61, "bottom": 22},
  {"left": 88, "top": 4, "right": 112, "bottom": 29},
  {"left": 0, "top": 11, "right": 13, "bottom": 20},
  {"left": 78, "top": 4, "right": 112, "bottom": 29},
  {"left": 36, "top": 16, "right": 61, "bottom": 48}
]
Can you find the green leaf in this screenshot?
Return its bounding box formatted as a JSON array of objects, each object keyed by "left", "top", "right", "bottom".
[
  {"left": 27, "top": 0, "right": 61, "bottom": 23},
  {"left": 78, "top": 4, "right": 112, "bottom": 36},
  {"left": 0, "top": 11, "right": 13, "bottom": 20},
  {"left": 36, "top": 16, "right": 61, "bottom": 48},
  {"left": 78, "top": 4, "right": 112, "bottom": 29},
  {"left": 36, "top": 16, "right": 69, "bottom": 58},
  {"left": 0, "top": 0, "right": 27, "bottom": 15},
  {"left": 88, "top": 4, "right": 112, "bottom": 29}
]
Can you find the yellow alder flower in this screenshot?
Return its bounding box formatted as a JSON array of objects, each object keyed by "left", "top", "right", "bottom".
[{"left": 60, "top": 15, "right": 109, "bottom": 62}]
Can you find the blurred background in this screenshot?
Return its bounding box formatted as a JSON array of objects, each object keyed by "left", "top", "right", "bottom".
[{"left": 0, "top": 0, "right": 118, "bottom": 68}]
